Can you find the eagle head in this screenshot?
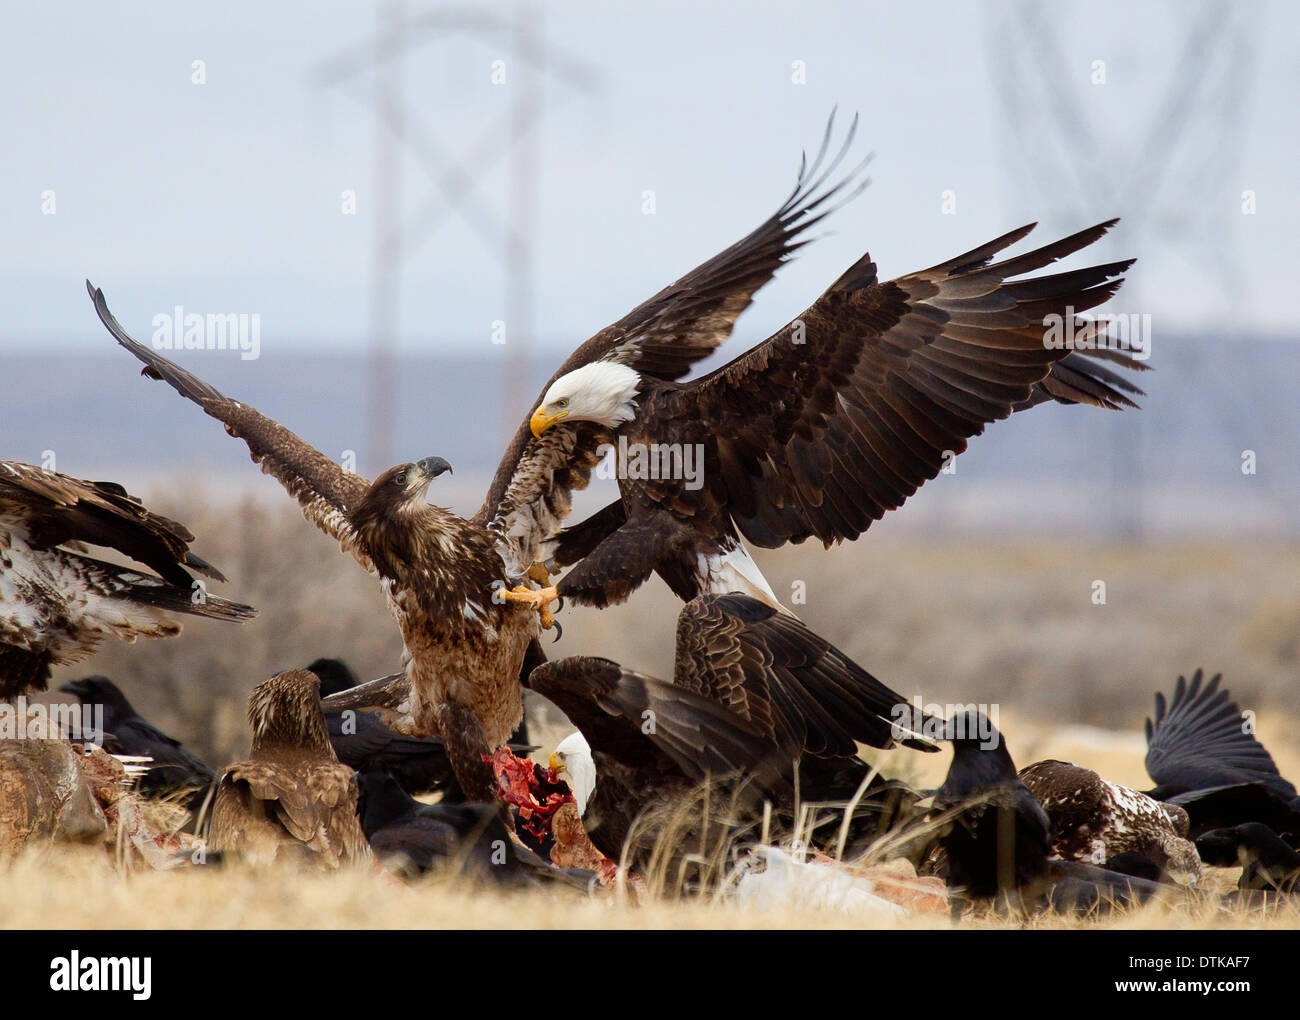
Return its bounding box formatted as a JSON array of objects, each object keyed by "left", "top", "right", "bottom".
[
  {"left": 530, "top": 361, "right": 640, "bottom": 437},
  {"left": 355, "top": 457, "right": 452, "bottom": 520},
  {"left": 247, "top": 668, "right": 334, "bottom": 755},
  {"left": 549, "top": 730, "right": 596, "bottom": 817}
]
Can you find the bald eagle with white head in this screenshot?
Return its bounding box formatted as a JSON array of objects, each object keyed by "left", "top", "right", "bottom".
[
  {"left": 530, "top": 592, "right": 936, "bottom": 866},
  {"left": 490, "top": 114, "right": 1144, "bottom": 615}
]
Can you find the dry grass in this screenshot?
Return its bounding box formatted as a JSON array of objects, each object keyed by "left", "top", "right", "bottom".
[
  {"left": 17, "top": 490, "right": 1297, "bottom": 929},
  {"left": 5, "top": 819, "right": 1298, "bottom": 931}
]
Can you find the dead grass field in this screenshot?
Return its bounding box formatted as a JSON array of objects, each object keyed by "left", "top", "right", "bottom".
[
  {"left": 13, "top": 493, "right": 1298, "bottom": 929},
  {"left": 2, "top": 843, "right": 1299, "bottom": 930}
]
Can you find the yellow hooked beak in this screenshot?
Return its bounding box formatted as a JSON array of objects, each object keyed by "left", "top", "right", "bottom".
[
  {"left": 548, "top": 752, "right": 566, "bottom": 774},
  {"left": 530, "top": 405, "right": 568, "bottom": 439}
]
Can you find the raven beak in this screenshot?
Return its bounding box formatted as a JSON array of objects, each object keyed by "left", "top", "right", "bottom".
[{"left": 529, "top": 406, "right": 567, "bottom": 439}]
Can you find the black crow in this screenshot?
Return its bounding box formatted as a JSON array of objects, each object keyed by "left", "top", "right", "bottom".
[
  {"left": 1143, "top": 669, "right": 1300, "bottom": 844},
  {"left": 1196, "top": 822, "right": 1300, "bottom": 893},
  {"left": 930, "top": 709, "right": 1050, "bottom": 908},
  {"left": 60, "top": 675, "right": 215, "bottom": 812}
]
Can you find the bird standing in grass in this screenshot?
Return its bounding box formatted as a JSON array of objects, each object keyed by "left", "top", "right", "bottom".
[{"left": 208, "top": 669, "right": 369, "bottom": 868}]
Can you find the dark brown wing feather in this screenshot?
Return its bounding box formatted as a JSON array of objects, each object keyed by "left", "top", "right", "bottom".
[
  {"left": 673, "top": 221, "right": 1138, "bottom": 547},
  {"left": 475, "top": 114, "right": 871, "bottom": 544},
  {"left": 529, "top": 656, "right": 776, "bottom": 783},
  {"left": 0, "top": 460, "right": 224, "bottom": 586},
  {"left": 671, "top": 594, "right": 936, "bottom": 756},
  {"left": 87, "top": 283, "right": 373, "bottom": 570}
]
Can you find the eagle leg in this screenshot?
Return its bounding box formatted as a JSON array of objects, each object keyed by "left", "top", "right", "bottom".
[
  {"left": 434, "top": 701, "right": 504, "bottom": 808},
  {"left": 498, "top": 585, "right": 561, "bottom": 630},
  {"left": 525, "top": 562, "right": 553, "bottom": 585}
]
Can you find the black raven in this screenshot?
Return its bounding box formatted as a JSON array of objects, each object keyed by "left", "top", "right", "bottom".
[{"left": 60, "top": 675, "right": 215, "bottom": 812}]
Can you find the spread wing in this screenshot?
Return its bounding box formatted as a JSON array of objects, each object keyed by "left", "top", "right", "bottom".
[
  {"left": 1145, "top": 669, "right": 1297, "bottom": 799},
  {"left": 529, "top": 657, "right": 777, "bottom": 783},
  {"left": 672, "top": 221, "right": 1141, "bottom": 547},
  {"left": 88, "top": 283, "right": 374, "bottom": 571},
  {"left": 0, "top": 460, "right": 225, "bottom": 587},
  {"left": 672, "top": 594, "right": 937, "bottom": 757},
  {"left": 474, "top": 115, "right": 871, "bottom": 569}
]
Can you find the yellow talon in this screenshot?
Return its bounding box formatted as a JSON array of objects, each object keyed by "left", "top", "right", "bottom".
[
  {"left": 526, "top": 562, "right": 553, "bottom": 585},
  {"left": 499, "top": 584, "right": 560, "bottom": 629}
]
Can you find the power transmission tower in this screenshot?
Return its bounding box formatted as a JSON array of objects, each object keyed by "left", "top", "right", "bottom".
[
  {"left": 313, "top": 3, "right": 602, "bottom": 472},
  {"left": 983, "top": 0, "right": 1256, "bottom": 540}
]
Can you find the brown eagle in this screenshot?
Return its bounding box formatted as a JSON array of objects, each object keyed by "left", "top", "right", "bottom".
[
  {"left": 208, "top": 668, "right": 369, "bottom": 868},
  {"left": 1019, "top": 759, "right": 1201, "bottom": 886},
  {"left": 0, "top": 460, "right": 255, "bottom": 699},
  {"left": 89, "top": 285, "right": 557, "bottom": 803},
  {"left": 491, "top": 115, "right": 1144, "bottom": 613}
]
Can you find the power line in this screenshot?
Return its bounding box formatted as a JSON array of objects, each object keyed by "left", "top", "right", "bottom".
[{"left": 312, "top": 2, "right": 602, "bottom": 472}]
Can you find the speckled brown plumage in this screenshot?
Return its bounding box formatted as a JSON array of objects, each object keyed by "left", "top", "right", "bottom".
[
  {"left": 91, "top": 286, "right": 542, "bottom": 804},
  {"left": 1020, "top": 759, "right": 1201, "bottom": 885},
  {"left": 0, "top": 460, "right": 255, "bottom": 699},
  {"left": 208, "top": 669, "right": 369, "bottom": 868}
]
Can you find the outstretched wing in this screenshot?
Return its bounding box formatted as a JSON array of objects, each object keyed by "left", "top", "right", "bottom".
[
  {"left": 529, "top": 656, "right": 778, "bottom": 783},
  {"left": 673, "top": 220, "right": 1140, "bottom": 547},
  {"left": 0, "top": 460, "right": 225, "bottom": 587},
  {"left": 88, "top": 283, "right": 374, "bottom": 571},
  {"left": 475, "top": 115, "right": 871, "bottom": 568},
  {"left": 1145, "top": 669, "right": 1296, "bottom": 799},
  {"left": 672, "top": 594, "right": 937, "bottom": 757}
]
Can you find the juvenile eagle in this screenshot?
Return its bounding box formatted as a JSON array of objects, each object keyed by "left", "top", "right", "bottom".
[
  {"left": 90, "top": 286, "right": 554, "bottom": 804},
  {"left": 495, "top": 116, "right": 1143, "bottom": 613},
  {"left": 1019, "top": 759, "right": 1201, "bottom": 886},
  {"left": 0, "top": 460, "right": 254, "bottom": 699},
  {"left": 208, "top": 668, "right": 369, "bottom": 868},
  {"left": 310, "top": 657, "right": 535, "bottom": 799}
]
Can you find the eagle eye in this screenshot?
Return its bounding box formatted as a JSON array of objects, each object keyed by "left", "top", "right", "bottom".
[
  {"left": 393, "top": 470, "right": 407, "bottom": 487},
  {"left": 555, "top": 398, "right": 568, "bottom": 408}
]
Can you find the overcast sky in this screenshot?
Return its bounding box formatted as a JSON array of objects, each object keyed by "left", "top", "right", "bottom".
[{"left": 4, "top": 0, "right": 1295, "bottom": 360}]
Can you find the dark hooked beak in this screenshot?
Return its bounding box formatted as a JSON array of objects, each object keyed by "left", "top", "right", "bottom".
[{"left": 417, "top": 457, "right": 453, "bottom": 480}]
